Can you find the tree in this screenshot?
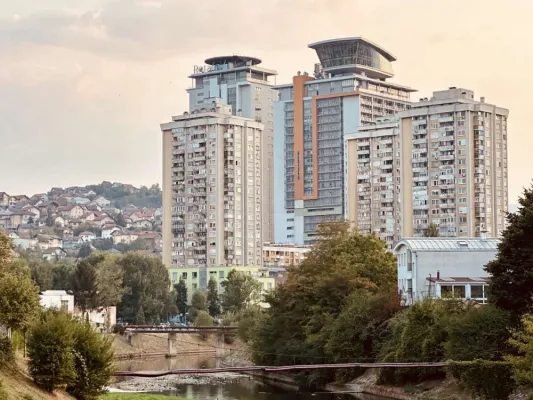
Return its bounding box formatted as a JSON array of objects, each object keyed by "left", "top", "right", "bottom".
[
  {"left": 486, "top": 183, "right": 533, "bottom": 322},
  {"left": 0, "top": 271, "right": 40, "bottom": 331},
  {"left": 29, "top": 260, "right": 54, "bottom": 290},
  {"left": 92, "top": 238, "right": 113, "bottom": 251},
  {"left": 194, "top": 311, "right": 213, "bottom": 340},
  {"left": 135, "top": 305, "right": 146, "bottom": 325},
  {"left": 207, "top": 277, "right": 221, "bottom": 318},
  {"left": 114, "top": 212, "right": 127, "bottom": 228},
  {"left": 52, "top": 261, "right": 75, "bottom": 290},
  {"left": 78, "top": 243, "right": 93, "bottom": 259},
  {"left": 116, "top": 253, "right": 172, "bottom": 324},
  {"left": 70, "top": 256, "right": 101, "bottom": 317},
  {"left": 67, "top": 321, "right": 115, "bottom": 400},
  {"left": 28, "top": 310, "right": 76, "bottom": 392},
  {"left": 221, "top": 270, "right": 262, "bottom": 313},
  {"left": 0, "top": 234, "right": 12, "bottom": 265},
  {"left": 189, "top": 290, "right": 207, "bottom": 321},
  {"left": 95, "top": 256, "right": 124, "bottom": 308},
  {"left": 425, "top": 223, "right": 440, "bottom": 237},
  {"left": 175, "top": 279, "right": 188, "bottom": 317},
  {"left": 508, "top": 313, "right": 533, "bottom": 389}
]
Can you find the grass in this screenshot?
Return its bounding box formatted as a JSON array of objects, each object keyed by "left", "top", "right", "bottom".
[{"left": 103, "top": 394, "right": 188, "bottom": 400}]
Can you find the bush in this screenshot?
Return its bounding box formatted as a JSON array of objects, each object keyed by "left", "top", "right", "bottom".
[
  {"left": 0, "top": 335, "right": 12, "bottom": 367},
  {"left": 67, "top": 321, "right": 115, "bottom": 400},
  {"left": 448, "top": 360, "right": 515, "bottom": 400},
  {"left": 112, "top": 324, "right": 126, "bottom": 335},
  {"left": 28, "top": 310, "right": 76, "bottom": 392},
  {"left": 0, "top": 382, "right": 7, "bottom": 400},
  {"left": 195, "top": 311, "right": 213, "bottom": 341},
  {"left": 221, "top": 312, "right": 237, "bottom": 344}
]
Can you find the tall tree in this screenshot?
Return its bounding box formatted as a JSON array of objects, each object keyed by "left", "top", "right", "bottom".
[
  {"left": 486, "top": 183, "right": 533, "bottom": 322},
  {"left": 70, "top": 256, "right": 101, "bottom": 316},
  {"left": 425, "top": 223, "right": 440, "bottom": 237},
  {"left": 95, "top": 256, "right": 125, "bottom": 308},
  {"left": 0, "top": 271, "right": 41, "bottom": 331},
  {"left": 0, "top": 233, "right": 12, "bottom": 266},
  {"left": 29, "top": 260, "right": 54, "bottom": 291},
  {"left": 52, "top": 261, "right": 75, "bottom": 290},
  {"left": 175, "top": 279, "right": 188, "bottom": 317},
  {"left": 207, "top": 277, "right": 221, "bottom": 318},
  {"left": 78, "top": 243, "right": 93, "bottom": 259},
  {"left": 221, "top": 270, "right": 262, "bottom": 313},
  {"left": 189, "top": 290, "right": 207, "bottom": 321}
]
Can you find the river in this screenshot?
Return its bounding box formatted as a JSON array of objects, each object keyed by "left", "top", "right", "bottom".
[{"left": 113, "top": 356, "right": 387, "bottom": 400}]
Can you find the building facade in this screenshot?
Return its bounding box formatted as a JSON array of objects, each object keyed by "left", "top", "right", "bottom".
[
  {"left": 187, "top": 56, "right": 278, "bottom": 243},
  {"left": 162, "top": 100, "right": 264, "bottom": 290},
  {"left": 399, "top": 88, "right": 509, "bottom": 238},
  {"left": 262, "top": 243, "right": 311, "bottom": 267},
  {"left": 274, "top": 37, "right": 414, "bottom": 245},
  {"left": 345, "top": 116, "right": 401, "bottom": 249},
  {"left": 394, "top": 237, "right": 498, "bottom": 305}
]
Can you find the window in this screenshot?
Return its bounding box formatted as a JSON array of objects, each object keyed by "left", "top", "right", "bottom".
[
  {"left": 471, "top": 285, "right": 484, "bottom": 298},
  {"left": 182, "top": 272, "right": 188, "bottom": 279},
  {"left": 172, "top": 272, "right": 178, "bottom": 282},
  {"left": 219, "top": 271, "right": 225, "bottom": 279},
  {"left": 192, "top": 272, "right": 198, "bottom": 279},
  {"left": 61, "top": 300, "right": 69, "bottom": 312},
  {"left": 192, "top": 283, "right": 198, "bottom": 290}
]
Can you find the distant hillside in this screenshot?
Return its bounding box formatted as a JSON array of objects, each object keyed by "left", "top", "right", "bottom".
[{"left": 84, "top": 182, "right": 162, "bottom": 208}]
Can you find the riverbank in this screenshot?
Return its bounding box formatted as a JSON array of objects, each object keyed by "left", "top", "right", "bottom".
[{"left": 104, "top": 394, "right": 187, "bottom": 400}]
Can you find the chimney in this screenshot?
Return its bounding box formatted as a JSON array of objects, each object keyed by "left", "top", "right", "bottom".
[
  {"left": 481, "top": 230, "right": 488, "bottom": 241},
  {"left": 436, "top": 271, "right": 440, "bottom": 280},
  {"left": 480, "top": 96, "right": 485, "bottom": 103}
]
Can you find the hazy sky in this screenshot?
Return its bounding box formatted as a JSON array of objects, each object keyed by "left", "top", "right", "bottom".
[{"left": 1, "top": 0, "right": 531, "bottom": 204}]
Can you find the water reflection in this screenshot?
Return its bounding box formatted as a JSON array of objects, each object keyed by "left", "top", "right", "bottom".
[{"left": 115, "top": 356, "right": 386, "bottom": 400}]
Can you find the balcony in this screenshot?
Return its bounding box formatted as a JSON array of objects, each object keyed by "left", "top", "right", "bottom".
[
  {"left": 439, "top": 116, "right": 454, "bottom": 123},
  {"left": 412, "top": 138, "right": 427, "bottom": 145},
  {"left": 440, "top": 155, "right": 455, "bottom": 161}
]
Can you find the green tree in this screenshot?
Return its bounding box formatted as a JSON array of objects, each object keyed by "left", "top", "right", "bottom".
[
  {"left": 95, "top": 256, "right": 124, "bottom": 308},
  {"left": 221, "top": 270, "right": 262, "bottom": 313},
  {"left": 135, "top": 305, "right": 146, "bottom": 325},
  {"left": 507, "top": 313, "right": 533, "bottom": 389},
  {"left": 175, "top": 279, "right": 188, "bottom": 317},
  {"left": 116, "top": 253, "right": 171, "bottom": 324},
  {"left": 0, "top": 271, "right": 40, "bottom": 331},
  {"left": 446, "top": 305, "right": 511, "bottom": 361},
  {"left": 114, "top": 213, "right": 127, "bottom": 228},
  {"left": 486, "top": 184, "right": 533, "bottom": 322},
  {"left": 189, "top": 290, "right": 207, "bottom": 321},
  {"left": 236, "top": 306, "right": 264, "bottom": 346},
  {"left": 207, "top": 277, "right": 221, "bottom": 318},
  {"left": 52, "top": 261, "right": 75, "bottom": 290},
  {"left": 28, "top": 310, "right": 76, "bottom": 392},
  {"left": 29, "top": 260, "right": 54, "bottom": 290},
  {"left": 0, "top": 234, "right": 12, "bottom": 265},
  {"left": 425, "top": 223, "right": 440, "bottom": 237},
  {"left": 67, "top": 321, "right": 114, "bottom": 400},
  {"left": 70, "top": 256, "right": 101, "bottom": 316},
  {"left": 78, "top": 243, "right": 93, "bottom": 259},
  {"left": 195, "top": 310, "right": 213, "bottom": 340},
  {"left": 92, "top": 238, "right": 114, "bottom": 251}
]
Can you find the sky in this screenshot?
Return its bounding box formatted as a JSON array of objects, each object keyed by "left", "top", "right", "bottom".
[{"left": 1, "top": 0, "right": 532, "bottom": 205}]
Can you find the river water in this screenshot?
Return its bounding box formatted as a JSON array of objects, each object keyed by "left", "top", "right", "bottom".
[{"left": 113, "top": 356, "right": 386, "bottom": 400}]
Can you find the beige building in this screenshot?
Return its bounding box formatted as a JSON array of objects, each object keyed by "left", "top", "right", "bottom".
[
  {"left": 262, "top": 243, "right": 311, "bottom": 267},
  {"left": 399, "top": 88, "right": 508, "bottom": 238},
  {"left": 161, "top": 100, "right": 264, "bottom": 280},
  {"left": 345, "top": 116, "right": 402, "bottom": 249}
]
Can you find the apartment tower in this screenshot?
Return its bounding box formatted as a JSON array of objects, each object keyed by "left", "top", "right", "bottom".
[
  {"left": 399, "top": 88, "right": 509, "bottom": 238},
  {"left": 162, "top": 98, "right": 264, "bottom": 288},
  {"left": 274, "top": 37, "right": 415, "bottom": 245},
  {"left": 187, "top": 56, "right": 278, "bottom": 243}
]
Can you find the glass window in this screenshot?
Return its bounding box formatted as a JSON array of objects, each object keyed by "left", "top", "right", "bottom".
[
  {"left": 454, "top": 285, "right": 466, "bottom": 298},
  {"left": 471, "top": 285, "right": 483, "bottom": 298},
  {"left": 172, "top": 272, "right": 178, "bottom": 282},
  {"left": 182, "top": 272, "right": 187, "bottom": 279},
  {"left": 219, "top": 271, "right": 225, "bottom": 279}
]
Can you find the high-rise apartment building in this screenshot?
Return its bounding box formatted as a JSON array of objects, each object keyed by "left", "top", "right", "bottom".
[
  {"left": 345, "top": 116, "right": 402, "bottom": 249},
  {"left": 161, "top": 100, "right": 264, "bottom": 282},
  {"left": 187, "top": 56, "right": 278, "bottom": 242},
  {"left": 399, "top": 88, "right": 509, "bottom": 238},
  {"left": 274, "top": 37, "right": 415, "bottom": 245}
]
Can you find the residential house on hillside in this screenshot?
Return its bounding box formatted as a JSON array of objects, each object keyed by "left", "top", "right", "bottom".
[
  {"left": 111, "top": 231, "right": 138, "bottom": 245},
  {"left": 102, "top": 206, "right": 120, "bottom": 215},
  {"left": 0, "top": 192, "right": 10, "bottom": 207},
  {"left": 86, "top": 204, "right": 102, "bottom": 212},
  {"left": 63, "top": 237, "right": 82, "bottom": 250},
  {"left": 1, "top": 208, "right": 37, "bottom": 228},
  {"left": 31, "top": 193, "right": 48, "bottom": 202},
  {"left": 11, "top": 233, "right": 38, "bottom": 250},
  {"left": 16, "top": 224, "right": 35, "bottom": 237},
  {"left": 102, "top": 225, "right": 120, "bottom": 239},
  {"left": 87, "top": 190, "right": 97, "bottom": 197},
  {"left": 57, "top": 205, "right": 84, "bottom": 219},
  {"left": 132, "top": 219, "right": 152, "bottom": 229},
  {"left": 49, "top": 187, "right": 64, "bottom": 198},
  {"left": 9, "top": 195, "right": 30, "bottom": 206},
  {"left": 36, "top": 234, "right": 63, "bottom": 250},
  {"left": 21, "top": 205, "right": 40, "bottom": 220},
  {"left": 51, "top": 215, "right": 65, "bottom": 227},
  {"left": 137, "top": 231, "right": 162, "bottom": 251},
  {"left": 42, "top": 248, "right": 67, "bottom": 261},
  {"left": 71, "top": 197, "right": 91, "bottom": 205},
  {"left": 94, "top": 196, "right": 111, "bottom": 207},
  {"left": 79, "top": 231, "right": 97, "bottom": 242},
  {"left": 92, "top": 214, "right": 114, "bottom": 227},
  {"left": 154, "top": 208, "right": 163, "bottom": 218}
]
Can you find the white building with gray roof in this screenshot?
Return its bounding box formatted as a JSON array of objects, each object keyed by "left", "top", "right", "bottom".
[{"left": 394, "top": 235, "right": 499, "bottom": 305}]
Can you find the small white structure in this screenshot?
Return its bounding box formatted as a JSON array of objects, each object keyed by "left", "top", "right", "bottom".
[
  {"left": 40, "top": 290, "right": 74, "bottom": 313},
  {"left": 79, "top": 231, "right": 97, "bottom": 242},
  {"left": 394, "top": 237, "right": 499, "bottom": 305}
]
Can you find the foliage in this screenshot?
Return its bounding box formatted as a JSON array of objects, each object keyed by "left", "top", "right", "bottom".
[
  {"left": 0, "top": 335, "right": 13, "bottom": 367},
  {"left": 378, "top": 299, "right": 467, "bottom": 384},
  {"left": 29, "top": 260, "right": 54, "bottom": 290},
  {"left": 447, "top": 360, "right": 514, "bottom": 400},
  {"left": 78, "top": 243, "right": 93, "bottom": 259},
  {"left": 28, "top": 310, "right": 76, "bottom": 392},
  {"left": 51, "top": 261, "right": 74, "bottom": 290},
  {"left": 221, "top": 312, "right": 237, "bottom": 344},
  {"left": 73, "top": 226, "right": 102, "bottom": 238},
  {"left": 486, "top": 183, "right": 533, "bottom": 322},
  {"left": 95, "top": 256, "right": 125, "bottom": 307},
  {"left": 70, "top": 255, "right": 102, "bottom": 315},
  {"left": 174, "top": 279, "right": 188, "bottom": 316},
  {"left": 189, "top": 290, "right": 207, "bottom": 321},
  {"left": 0, "top": 271, "right": 40, "bottom": 331},
  {"left": 252, "top": 223, "right": 397, "bottom": 376},
  {"left": 117, "top": 253, "right": 172, "bottom": 324},
  {"left": 425, "top": 223, "right": 440, "bottom": 237},
  {"left": 0, "top": 234, "right": 12, "bottom": 265},
  {"left": 195, "top": 311, "right": 213, "bottom": 340},
  {"left": 93, "top": 238, "right": 114, "bottom": 251},
  {"left": 113, "top": 324, "right": 126, "bottom": 335},
  {"left": 86, "top": 183, "right": 161, "bottom": 209},
  {"left": 507, "top": 313, "right": 533, "bottom": 389},
  {"left": 67, "top": 321, "right": 115, "bottom": 400},
  {"left": 135, "top": 306, "right": 146, "bottom": 325},
  {"left": 207, "top": 277, "right": 221, "bottom": 318},
  {"left": 221, "top": 270, "right": 262, "bottom": 313},
  {"left": 0, "top": 382, "right": 7, "bottom": 400},
  {"left": 236, "top": 307, "right": 264, "bottom": 346},
  {"left": 446, "top": 305, "right": 511, "bottom": 361}
]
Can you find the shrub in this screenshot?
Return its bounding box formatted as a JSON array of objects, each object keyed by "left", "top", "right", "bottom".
[
  {"left": 67, "top": 321, "right": 115, "bottom": 400},
  {"left": 0, "top": 335, "right": 12, "bottom": 367},
  {"left": 0, "top": 382, "right": 7, "bottom": 400},
  {"left": 447, "top": 360, "right": 515, "bottom": 400},
  {"left": 195, "top": 311, "right": 213, "bottom": 341},
  {"left": 221, "top": 312, "right": 237, "bottom": 344},
  {"left": 27, "top": 310, "right": 76, "bottom": 392},
  {"left": 112, "top": 324, "right": 126, "bottom": 335}
]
